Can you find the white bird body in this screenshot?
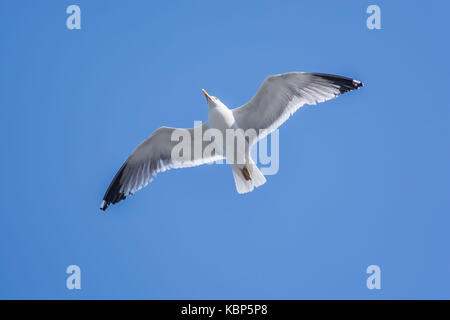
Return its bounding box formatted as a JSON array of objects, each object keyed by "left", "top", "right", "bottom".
[
  {"left": 208, "top": 103, "right": 236, "bottom": 131},
  {"left": 100, "top": 72, "right": 363, "bottom": 211},
  {"left": 205, "top": 96, "right": 265, "bottom": 192},
  {"left": 207, "top": 99, "right": 247, "bottom": 165}
]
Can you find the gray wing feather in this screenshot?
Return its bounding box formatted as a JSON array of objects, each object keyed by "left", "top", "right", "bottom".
[
  {"left": 100, "top": 122, "right": 221, "bottom": 210},
  {"left": 232, "top": 72, "right": 363, "bottom": 144}
]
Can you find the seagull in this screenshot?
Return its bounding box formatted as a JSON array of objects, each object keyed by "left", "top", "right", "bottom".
[{"left": 100, "top": 72, "right": 363, "bottom": 211}]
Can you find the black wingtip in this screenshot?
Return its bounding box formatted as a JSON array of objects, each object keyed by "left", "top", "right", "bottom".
[
  {"left": 353, "top": 79, "right": 364, "bottom": 89},
  {"left": 100, "top": 162, "right": 128, "bottom": 211},
  {"left": 100, "top": 201, "right": 108, "bottom": 211},
  {"left": 313, "top": 73, "right": 364, "bottom": 95}
]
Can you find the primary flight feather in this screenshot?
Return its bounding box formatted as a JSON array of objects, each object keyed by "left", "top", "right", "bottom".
[{"left": 100, "top": 72, "right": 363, "bottom": 211}]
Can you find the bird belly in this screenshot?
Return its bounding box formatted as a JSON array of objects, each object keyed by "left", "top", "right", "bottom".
[{"left": 208, "top": 107, "right": 249, "bottom": 166}]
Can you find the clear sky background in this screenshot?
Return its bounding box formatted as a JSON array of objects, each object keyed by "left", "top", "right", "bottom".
[{"left": 1, "top": 0, "right": 449, "bottom": 299}]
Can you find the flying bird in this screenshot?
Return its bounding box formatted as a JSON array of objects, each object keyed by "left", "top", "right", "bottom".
[{"left": 100, "top": 72, "right": 363, "bottom": 211}]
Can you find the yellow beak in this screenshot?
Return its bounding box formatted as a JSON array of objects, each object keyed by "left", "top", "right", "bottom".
[{"left": 202, "top": 89, "right": 211, "bottom": 100}]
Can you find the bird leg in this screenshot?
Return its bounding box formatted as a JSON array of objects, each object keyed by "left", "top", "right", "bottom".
[{"left": 241, "top": 166, "right": 251, "bottom": 181}]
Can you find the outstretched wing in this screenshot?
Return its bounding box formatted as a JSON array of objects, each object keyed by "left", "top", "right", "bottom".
[
  {"left": 232, "top": 72, "right": 363, "bottom": 144},
  {"left": 100, "top": 122, "right": 221, "bottom": 211}
]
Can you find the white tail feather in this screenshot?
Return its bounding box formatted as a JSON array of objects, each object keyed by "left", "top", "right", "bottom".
[{"left": 231, "top": 161, "right": 266, "bottom": 194}]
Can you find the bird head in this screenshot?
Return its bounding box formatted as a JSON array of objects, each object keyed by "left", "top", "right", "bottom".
[{"left": 202, "top": 89, "right": 223, "bottom": 109}]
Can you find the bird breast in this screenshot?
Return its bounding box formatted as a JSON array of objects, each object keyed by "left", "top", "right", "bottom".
[{"left": 208, "top": 105, "right": 237, "bottom": 132}]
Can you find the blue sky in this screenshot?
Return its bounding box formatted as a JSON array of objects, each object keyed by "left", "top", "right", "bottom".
[{"left": 1, "top": 0, "right": 449, "bottom": 299}]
